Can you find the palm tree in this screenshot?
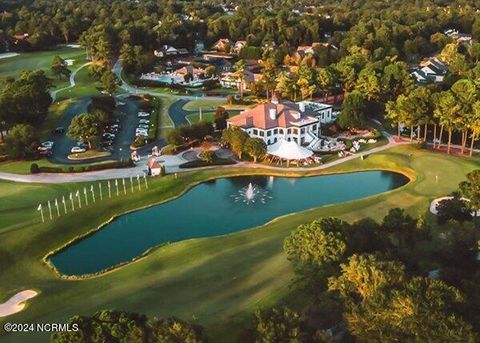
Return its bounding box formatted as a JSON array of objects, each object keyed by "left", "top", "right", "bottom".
[
  {"left": 469, "top": 101, "right": 480, "bottom": 157},
  {"left": 434, "top": 91, "right": 461, "bottom": 154},
  {"left": 233, "top": 59, "right": 246, "bottom": 98}
]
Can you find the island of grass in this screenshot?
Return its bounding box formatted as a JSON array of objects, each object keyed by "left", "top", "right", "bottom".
[
  {"left": 67, "top": 150, "right": 112, "bottom": 161},
  {"left": 0, "top": 145, "right": 479, "bottom": 342}
]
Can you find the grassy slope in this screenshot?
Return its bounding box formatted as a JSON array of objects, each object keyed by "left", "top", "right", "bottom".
[
  {"left": 0, "top": 145, "right": 479, "bottom": 342},
  {"left": 0, "top": 46, "right": 87, "bottom": 90}
]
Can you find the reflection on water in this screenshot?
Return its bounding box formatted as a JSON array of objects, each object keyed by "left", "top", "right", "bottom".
[{"left": 50, "top": 172, "right": 409, "bottom": 276}]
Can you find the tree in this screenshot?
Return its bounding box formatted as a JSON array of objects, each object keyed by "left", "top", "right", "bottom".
[
  {"left": 51, "top": 55, "right": 71, "bottom": 80},
  {"left": 250, "top": 307, "right": 305, "bottom": 343},
  {"left": 436, "top": 192, "right": 472, "bottom": 224},
  {"left": 328, "top": 254, "right": 405, "bottom": 301},
  {"left": 343, "top": 276, "right": 476, "bottom": 342},
  {"left": 355, "top": 67, "right": 381, "bottom": 101},
  {"left": 214, "top": 107, "right": 229, "bottom": 130},
  {"left": 51, "top": 310, "right": 149, "bottom": 343},
  {"left": 260, "top": 58, "right": 278, "bottom": 100},
  {"left": 459, "top": 169, "right": 480, "bottom": 218},
  {"left": 221, "top": 126, "right": 248, "bottom": 159},
  {"left": 338, "top": 91, "right": 367, "bottom": 129},
  {"left": 382, "top": 208, "right": 417, "bottom": 249},
  {"left": 100, "top": 69, "right": 120, "bottom": 94},
  {"left": 468, "top": 101, "right": 480, "bottom": 157},
  {"left": 244, "top": 137, "right": 266, "bottom": 162},
  {"left": 149, "top": 317, "right": 205, "bottom": 343},
  {"left": 167, "top": 129, "right": 183, "bottom": 146},
  {"left": 434, "top": 90, "right": 462, "bottom": 153},
  {"left": 199, "top": 150, "right": 216, "bottom": 163},
  {"left": 275, "top": 71, "right": 296, "bottom": 101},
  {"left": 284, "top": 218, "right": 347, "bottom": 293},
  {"left": 4, "top": 124, "right": 38, "bottom": 159},
  {"left": 67, "top": 112, "right": 106, "bottom": 149},
  {"left": 233, "top": 59, "right": 246, "bottom": 98}
]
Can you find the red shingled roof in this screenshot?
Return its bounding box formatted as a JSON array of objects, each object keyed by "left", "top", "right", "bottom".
[{"left": 227, "top": 102, "right": 317, "bottom": 130}]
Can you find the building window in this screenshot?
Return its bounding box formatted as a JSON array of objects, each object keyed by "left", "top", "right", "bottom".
[
  {"left": 292, "top": 128, "right": 298, "bottom": 134},
  {"left": 313, "top": 125, "right": 317, "bottom": 131},
  {"left": 267, "top": 130, "right": 272, "bottom": 136},
  {"left": 259, "top": 131, "right": 264, "bottom": 137},
  {"left": 274, "top": 129, "right": 278, "bottom": 134},
  {"left": 279, "top": 129, "right": 284, "bottom": 134},
  {"left": 300, "top": 128, "right": 305, "bottom": 134},
  {"left": 253, "top": 129, "right": 258, "bottom": 135}
]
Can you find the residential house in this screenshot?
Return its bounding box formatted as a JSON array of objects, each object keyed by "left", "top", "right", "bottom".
[
  {"left": 154, "top": 45, "right": 178, "bottom": 58},
  {"left": 412, "top": 57, "right": 448, "bottom": 84},
  {"left": 219, "top": 70, "right": 261, "bottom": 90},
  {"left": 233, "top": 40, "right": 247, "bottom": 54},
  {"left": 173, "top": 65, "right": 205, "bottom": 81},
  {"left": 212, "top": 38, "right": 232, "bottom": 52}
]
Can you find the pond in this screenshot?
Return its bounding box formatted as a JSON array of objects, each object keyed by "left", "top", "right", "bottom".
[{"left": 50, "top": 171, "right": 409, "bottom": 276}]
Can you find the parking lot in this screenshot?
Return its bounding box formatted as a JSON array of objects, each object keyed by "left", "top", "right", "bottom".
[{"left": 45, "top": 96, "right": 143, "bottom": 164}]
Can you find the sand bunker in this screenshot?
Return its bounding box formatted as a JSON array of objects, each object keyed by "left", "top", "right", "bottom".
[
  {"left": 0, "top": 290, "right": 38, "bottom": 317},
  {"left": 0, "top": 52, "right": 19, "bottom": 60}
]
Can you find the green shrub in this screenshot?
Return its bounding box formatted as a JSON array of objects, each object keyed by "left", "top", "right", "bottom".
[
  {"left": 30, "top": 163, "right": 40, "bottom": 174},
  {"left": 199, "top": 150, "right": 216, "bottom": 163},
  {"left": 179, "top": 158, "right": 236, "bottom": 169}
]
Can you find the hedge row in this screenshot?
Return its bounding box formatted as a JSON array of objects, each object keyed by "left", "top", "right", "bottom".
[
  {"left": 30, "top": 159, "right": 134, "bottom": 174},
  {"left": 179, "top": 158, "right": 236, "bottom": 169}
]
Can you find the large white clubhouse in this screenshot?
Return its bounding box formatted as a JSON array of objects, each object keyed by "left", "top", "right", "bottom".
[{"left": 226, "top": 98, "right": 333, "bottom": 146}]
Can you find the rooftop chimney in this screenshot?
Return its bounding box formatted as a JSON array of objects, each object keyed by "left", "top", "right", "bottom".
[
  {"left": 269, "top": 108, "right": 277, "bottom": 120},
  {"left": 271, "top": 94, "right": 279, "bottom": 104},
  {"left": 299, "top": 102, "right": 306, "bottom": 112}
]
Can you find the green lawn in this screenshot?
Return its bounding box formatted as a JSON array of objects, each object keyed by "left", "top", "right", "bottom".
[
  {"left": 186, "top": 112, "right": 215, "bottom": 124},
  {"left": 182, "top": 99, "right": 225, "bottom": 111},
  {"left": 0, "top": 46, "right": 87, "bottom": 90},
  {"left": 54, "top": 66, "right": 100, "bottom": 100},
  {"left": 0, "top": 145, "right": 479, "bottom": 342},
  {"left": 0, "top": 159, "right": 118, "bottom": 175}
]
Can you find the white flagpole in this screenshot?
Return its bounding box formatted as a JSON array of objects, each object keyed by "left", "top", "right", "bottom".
[
  {"left": 55, "top": 198, "right": 60, "bottom": 217},
  {"left": 99, "top": 183, "right": 103, "bottom": 200},
  {"left": 76, "top": 190, "right": 82, "bottom": 209},
  {"left": 62, "top": 196, "right": 67, "bottom": 214},
  {"left": 108, "top": 180, "right": 112, "bottom": 198},
  {"left": 137, "top": 175, "right": 141, "bottom": 191},
  {"left": 115, "top": 179, "right": 119, "bottom": 196},
  {"left": 37, "top": 204, "right": 44, "bottom": 223},
  {"left": 47, "top": 200, "right": 53, "bottom": 220},
  {"left": 90, "top": 185, "right": 96, "bottom": 203},
  {"left": 122, "top": 178, "right": 126, "bottom": 195},
  {"left": 143, "top": 172, "right": 148, "bottom": 189},
  {"left": 130, "top": 176, "right": 134, "bottom": 193},
  {"left": 83, "top": 187, "right": 89, "bottom": 206},
  {"left": 70, "top": 192, "right": 75, "bottom": 211}
]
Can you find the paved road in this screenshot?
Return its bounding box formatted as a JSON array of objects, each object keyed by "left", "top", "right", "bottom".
[{"left": 168, "top": 99, "right": 194, "bottom": 127}]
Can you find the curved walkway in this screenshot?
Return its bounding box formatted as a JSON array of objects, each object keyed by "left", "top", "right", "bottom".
[
  {"left": 0, "top": 135, "right": 409, "bottom": 184},
  {"left": 50, "top": 62, "right": 92, "bottom": 102}
]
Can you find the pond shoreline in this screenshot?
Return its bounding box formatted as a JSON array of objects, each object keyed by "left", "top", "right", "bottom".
[{"left": 44, "top": 168, "right": 412, "bottom": 280}]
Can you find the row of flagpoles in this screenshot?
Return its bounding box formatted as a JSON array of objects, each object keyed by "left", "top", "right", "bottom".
[{"left": 37, "top": 174, "right": 149, "bottom": 223}]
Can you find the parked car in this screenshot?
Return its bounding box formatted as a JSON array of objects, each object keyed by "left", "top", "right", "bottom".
[
  {"left": 71, "top": 146, "right": 86, "bottom": 153},
  {"left": 41, "top": 141, "right": 54, "bottom": 149},
  {"left": 137, "top": 124, "right": 149, "bottom": 129},
  {"left": 139, "top": 119, "right": 150, "bottom": 124},
  {"left": 102, "top": 133, "right": 115, "bottom": 139},
  {"left": 54, "top": 127, "right": 65, "bottom": 134},
  {"left": 76, "top": 141, "right": 88, "bottom": 149},
  {"left": 138, "top": 112, "right": 150, "bottom": 118}
]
